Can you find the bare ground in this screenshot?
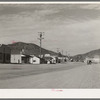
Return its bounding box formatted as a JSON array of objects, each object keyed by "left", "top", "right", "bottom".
[{"left": 0, "top": 62, "right": 99, "bottom": 88}]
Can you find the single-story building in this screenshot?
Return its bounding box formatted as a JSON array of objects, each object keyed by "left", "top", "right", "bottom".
[
  {"left": 29, "top": 55, "right": 40, "bottom": 64},
  {"left": 11, "top": 49, "right": 31, "bottom": 64},
  {"left": 84, "top": 55, "right": 100, "bottom": 64},
  {"left": 56, "top": 56, "right": 68, "bottom": 63}
]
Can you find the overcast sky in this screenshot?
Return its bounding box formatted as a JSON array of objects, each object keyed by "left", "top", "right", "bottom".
[{"left": 0, "top": 4, "right": 100, "bottom": 55}]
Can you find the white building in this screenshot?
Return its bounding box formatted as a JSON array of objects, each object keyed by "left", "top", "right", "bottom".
[
  {"left": 11, "top": 50, "right": 31, "bottom": 64},
  {"left": 84, "top": 55, "right": 100, "bottom": 64},
  {"left": 11, "top": 54, "right": 22, "bottom": 63},
  {"left": 29, "top": 55, "right": 40, "bottom": 64},
  {"left": 11, "top": 50, "right": 22, "bottom": 63},
  {"left": 93, "top": 55, "right": 100, "bottom": 63}
]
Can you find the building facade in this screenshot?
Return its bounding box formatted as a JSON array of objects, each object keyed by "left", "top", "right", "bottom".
[{"left": 0, "top": 45, "right": 11, "bottom": 63}]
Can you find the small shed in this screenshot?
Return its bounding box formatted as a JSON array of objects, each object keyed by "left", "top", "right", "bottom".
[{"left": 29, "top": 55, "right": 40, "bottom": 64}]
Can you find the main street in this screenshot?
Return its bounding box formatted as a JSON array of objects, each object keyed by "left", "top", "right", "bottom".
[{"left": 0, "top": 62, "right": 100, "bottom": 88}]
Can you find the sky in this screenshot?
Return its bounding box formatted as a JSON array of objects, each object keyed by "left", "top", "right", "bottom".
[{"left": 0, "top": 4, "right": 100, "bottom": 55}]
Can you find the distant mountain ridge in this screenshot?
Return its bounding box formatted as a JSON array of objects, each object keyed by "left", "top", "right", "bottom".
[
  {"left": 8, "top": 42, "right": 58, "bottom": 56},
  {"left": 72, "top": 49, "right": 100, "bottom": 62}
]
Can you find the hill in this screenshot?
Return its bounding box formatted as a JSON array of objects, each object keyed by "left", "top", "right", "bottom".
[
  {"left": 8, "top": 42, "right": 58, "bottom": 57},
  {"left": 72, "top": 49, "right": 100, "bottom": 62}
]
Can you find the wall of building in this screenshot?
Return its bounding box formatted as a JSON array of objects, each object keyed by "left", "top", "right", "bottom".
[
  {"left": 11, "top": 54, "right": 21, "bottom": 63},
  {"left": 5, "top": 53, "right": 11, "bottom": 63},
  {"left": 0, "top": 45, "right": 11, "bottom": 63},
  {"left": 0, "top": 53, "right": 3, "bottom": 63}
]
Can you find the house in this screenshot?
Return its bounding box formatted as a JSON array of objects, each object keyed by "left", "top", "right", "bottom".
[
  {"left": 0, "top": 44, "right": 11, "bottom": 63},
  {"left": 29, "top": 55, "right": 40, "bottom": 64}
]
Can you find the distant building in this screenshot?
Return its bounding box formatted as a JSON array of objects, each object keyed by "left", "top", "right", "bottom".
[
  {"left": 43, "top": 54, "right": 57, "bottom": 64},
  {"left": 43, "top": 56, "right": 53, "bottom": 64},
  {"left": 57, "top": 52, "right": 68, "bottom": 63},
  {"left": 29, "top": 55, "right": 40, "bottom": 64},
  {"left": 85, "top": 55, "right": 100, "bottom": 64},
  {"left": 0, "top": 44, "right": 11, "bottom": 63},
  {"left": 84, "top": 57, "right": 93, "bottom": 64},
  {"left": 93, "top": 55, "right": 100, "bottom": 63}
]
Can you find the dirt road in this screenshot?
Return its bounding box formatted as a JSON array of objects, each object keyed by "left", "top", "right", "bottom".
[{"left": 0, "top": 62, "right": 99, "bottom": 88}]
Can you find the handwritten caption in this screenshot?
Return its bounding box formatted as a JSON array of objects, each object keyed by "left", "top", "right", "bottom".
[{"left": 52, "top": 89, "right": 63, "bottom": 92}]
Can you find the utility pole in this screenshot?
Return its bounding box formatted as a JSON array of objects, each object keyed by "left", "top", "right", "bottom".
[{"left": 38, "top": 32, "right": 44, "bottom": 58}]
